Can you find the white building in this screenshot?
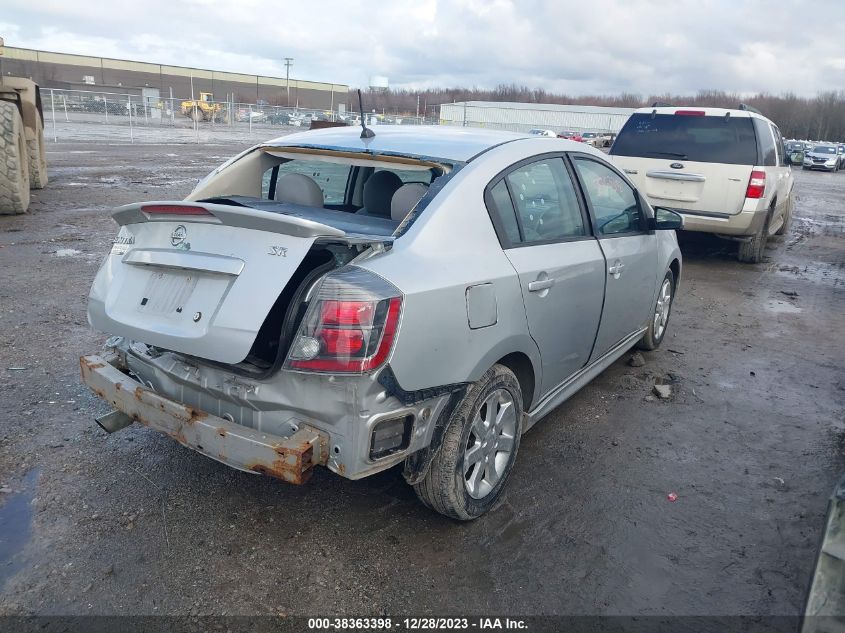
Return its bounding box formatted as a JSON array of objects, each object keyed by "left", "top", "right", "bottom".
[{"left": 439, "top": 101, "right": 635, "bottom": 134}]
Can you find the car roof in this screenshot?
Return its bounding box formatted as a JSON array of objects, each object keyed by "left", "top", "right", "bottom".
[{"left": 262, "top": 124, "right": 532, "bottom": 164}]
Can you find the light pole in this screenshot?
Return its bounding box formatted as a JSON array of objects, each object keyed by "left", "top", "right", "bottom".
[{"left": 284, "top": 57, "right": 293, "bottom": 107}]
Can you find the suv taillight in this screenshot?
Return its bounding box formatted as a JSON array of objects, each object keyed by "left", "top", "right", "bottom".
[
  {"left": 746, "top": 170, "right": 766, "bottom": 199},
  {"left": 285, "top": 267, "right": 402, "bottom": 374}
]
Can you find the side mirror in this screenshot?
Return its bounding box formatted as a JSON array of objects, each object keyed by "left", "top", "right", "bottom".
[{"left": 651, "top": 207, "right": 684, "bottom": 230}]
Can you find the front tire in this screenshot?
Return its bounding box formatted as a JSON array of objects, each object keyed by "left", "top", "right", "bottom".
[
  {"left": 413, "top": 364, "right": 523, "bottom": 520},
  {"left": 638, "top": 269, "right": 674, "bottom": 351},
  {"left": 0, "top": 101, "right": 31, "bottom": 215}
]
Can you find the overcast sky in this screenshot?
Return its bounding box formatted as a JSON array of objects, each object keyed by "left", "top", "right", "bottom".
[{"left": 3, "top": 0, "right": 845, "bottom": 96}]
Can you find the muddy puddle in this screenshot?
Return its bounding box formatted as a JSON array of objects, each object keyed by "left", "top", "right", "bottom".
[{"left": 0, "top": 468, "right": 39, "bottom": 590}]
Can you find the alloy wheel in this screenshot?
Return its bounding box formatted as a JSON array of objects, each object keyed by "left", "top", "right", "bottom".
[
  {"left": 463, "top": 389, "right": 517, "bottom": 499},
  {"left": 653, "top": 278, "right": 672, "bottom": 340}
]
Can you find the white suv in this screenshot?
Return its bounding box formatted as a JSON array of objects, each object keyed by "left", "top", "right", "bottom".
[{"left": 609, "top": 105, "right": 795, "bottom": 262}]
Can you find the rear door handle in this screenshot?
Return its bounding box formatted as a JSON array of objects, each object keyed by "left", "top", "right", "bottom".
[
  {"left": 528, "top": 278, "right": 555, "bottom": 292},
  {"left": 608, "top": 263, "right": 625, "bottom": 276}
]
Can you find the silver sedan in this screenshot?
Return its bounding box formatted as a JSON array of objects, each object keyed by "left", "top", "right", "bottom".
[{"left": 81, "top": 125, "right": 683, "bottom": 519}]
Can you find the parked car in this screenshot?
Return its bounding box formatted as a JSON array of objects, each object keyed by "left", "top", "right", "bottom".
[
  {"left": 267, "top": 111, "right": 292, "bottom": 125},
  {"left": 235, "top": 109, "right": 266, "bottom": 123},
  {"left": 838, "top": 144, "right": 845, "bottom": 170},
  {"left": 600, "top": 132, "right": 617, "bottom": 148},
  {"left": 609, "top": 105, "right": 795, "bottom": 263},
  {"left": 784, "top": 140, "right": 807, "bottom": 165},
  {"left": 803, "top": 145, "right": 840, "bottom": 172},
  {"left": 286, "top": 112, "right": 308, "bottom": 127},
  {"left": 80, "top": 126, "right": 682, "bottom": 520},
  {"left": 81, "top": 98, "right": 127, "bottom": 116},
  {"left": 580, "top": 132, "right": 601, "bottom": 147},
  {"left": 558, "top": 130, "right": 583, "bottom": 142},
  {"left": 528, "top": 128, "right": 556, "bottom": 137}
]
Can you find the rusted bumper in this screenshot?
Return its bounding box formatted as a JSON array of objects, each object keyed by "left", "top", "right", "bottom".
[{"left": 79, "top": 354, "right": 328, "bottom": 484}]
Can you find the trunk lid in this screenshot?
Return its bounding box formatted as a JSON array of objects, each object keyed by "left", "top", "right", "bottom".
[{"left": 88, "top": 200, "right": 395, "bottom": 364}]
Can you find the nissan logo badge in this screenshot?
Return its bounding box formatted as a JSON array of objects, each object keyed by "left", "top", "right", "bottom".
[
  {"left": 170, "top": 225, "right": 187, "bottom": 246},
  {"left": 669, "top": 162, "right": 685, "bottom": 170}
]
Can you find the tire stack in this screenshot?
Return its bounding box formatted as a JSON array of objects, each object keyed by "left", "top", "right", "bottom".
[{"left": 0, "top": 100, "right": 47, "bottom": 215}]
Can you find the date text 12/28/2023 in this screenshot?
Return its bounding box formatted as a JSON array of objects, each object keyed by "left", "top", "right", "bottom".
[{"left": 307, "top": 617, "right": 528, "bottom": 630}]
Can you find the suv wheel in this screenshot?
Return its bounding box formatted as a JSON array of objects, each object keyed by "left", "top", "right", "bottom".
[
  {"left": 413, "top": 364, "right": 523, "bottom": 520},
  {"left": 638, "top": 269, "right": 674, "bottom": 351},
  {"left": 775, "top": 193, "right": 794, "bottom": 236},
  {"left": 737, "top": 207, "right": 772, "bottom": 263}
]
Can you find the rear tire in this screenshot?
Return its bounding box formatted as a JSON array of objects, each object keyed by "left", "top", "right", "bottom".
[
  {"left": 775, "top": 193, "right": 794, "bottom": 236},
  {"left": 27, "top": 119, "right": 48, "bottom": 189},
  {"left": 0, "top": 101, "right": 31, "bottom": 215},
  {"left": 413, "top": 364, "right": 523, "bottom": 520},
  {"left": 737, "top": 207, "right": 772, "bottom": 263},
  {"left": 638, "top": 269, "right": 674, "bottom": 351}
]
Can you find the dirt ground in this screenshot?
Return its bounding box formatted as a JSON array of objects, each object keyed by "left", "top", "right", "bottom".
[{"left": 0, "top": 136, "right": 843, "bottom": 618}]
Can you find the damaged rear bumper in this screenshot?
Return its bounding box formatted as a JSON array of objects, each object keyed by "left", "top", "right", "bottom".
[{"left": 79, "top": 354, "right": 328, "bottom": 484}]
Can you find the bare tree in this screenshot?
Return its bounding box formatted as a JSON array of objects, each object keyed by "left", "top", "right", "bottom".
[{"left": 348, "top": 85, "right": 845, "bottom": 140}]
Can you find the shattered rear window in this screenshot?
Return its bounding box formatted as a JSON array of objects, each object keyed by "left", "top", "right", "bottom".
[{"left": 261, "top": 159, "right": 351, "bottom": 204}]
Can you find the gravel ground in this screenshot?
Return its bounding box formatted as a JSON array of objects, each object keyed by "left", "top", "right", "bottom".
[{"left": 0, "top": 136, "right": 843, "bottom": 618}]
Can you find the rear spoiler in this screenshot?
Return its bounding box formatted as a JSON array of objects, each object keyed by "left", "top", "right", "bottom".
[{"left": 111, "top": 200, "right": 386, "bottom": 241}]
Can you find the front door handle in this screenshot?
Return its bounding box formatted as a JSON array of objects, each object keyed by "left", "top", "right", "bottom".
[
  {"left": 528, "top": 278, "right": 555, "bottom": 292},
  {"left": 608, "top": 262, "right": 625, "bottom": 277}
]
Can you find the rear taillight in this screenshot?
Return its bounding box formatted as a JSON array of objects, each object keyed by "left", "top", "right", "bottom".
[
  {"left": 285, "top": 268, "right": 403, "bottom": 374},
  {"left": 746, "top": 170, "right": 766, "bottom": 199},
  {"left": 141, "top": 204, "right": 212, "bottom": 216},
  {"left": 675, "top": 110, "right": 706, "bottom": 116}
]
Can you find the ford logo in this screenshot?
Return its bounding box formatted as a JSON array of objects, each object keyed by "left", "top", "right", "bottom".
[
  {"left": 170, "top": 225, "right": 188, "bottom": 246},
  {"left": 669, "top": 162, "right": 685, "bottom": 170}
]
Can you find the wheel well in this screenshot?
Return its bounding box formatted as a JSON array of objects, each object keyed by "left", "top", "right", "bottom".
[
  {"left": 496, "top": 352, "right": 535, "bottom": 411},
  {"left": 669, "top": 258, "right": 681, "bottom": 288}
]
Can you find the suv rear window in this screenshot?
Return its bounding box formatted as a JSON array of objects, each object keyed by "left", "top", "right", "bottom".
[{"left": 610, "top": 113, "right": 759, "bottom": 165}]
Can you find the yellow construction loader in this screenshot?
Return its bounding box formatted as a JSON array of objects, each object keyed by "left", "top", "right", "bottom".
[
  {"left": 180, "top": 92, "right": 228, "bottom": 123},
  {"left": 0, "top": 36, "right": 48, "bottom": 215}
]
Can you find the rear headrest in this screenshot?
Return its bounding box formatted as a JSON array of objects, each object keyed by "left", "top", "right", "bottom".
[
  {"left": 275, "top": 173, "right": 323, "bottom": 207},
  {"left": 390, "top": 183, "right": 429, "bottom": 222},
  {"left": 363, "top": 170, "right": 403, "bottom": 218}
]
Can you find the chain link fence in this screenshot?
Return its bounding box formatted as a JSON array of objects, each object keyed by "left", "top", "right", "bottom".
[{"left": 42, "top": 88, "right": 437, "bottom": 144}]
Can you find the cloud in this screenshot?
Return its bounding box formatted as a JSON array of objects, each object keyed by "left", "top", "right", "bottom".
[{"left": 2, "top": 0, "right": 845, "bottom": 96}]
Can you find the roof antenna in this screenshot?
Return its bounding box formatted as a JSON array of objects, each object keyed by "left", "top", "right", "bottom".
[{"left": 357, "top": 89, "right": 375, "bottom": 139}]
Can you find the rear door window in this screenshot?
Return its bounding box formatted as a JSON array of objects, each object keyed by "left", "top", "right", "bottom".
[
  {"left": 485, "top": 158, "right": 587, "bottom": 246},
  {"left": 611, "top": 113, "right": 759, "bottom": 165},
  {"left": 753, "top": 118, "right": 777, "bottom": 166},
  {"left": 504, "top": 158, "right": 586, "bottom": 243}
]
